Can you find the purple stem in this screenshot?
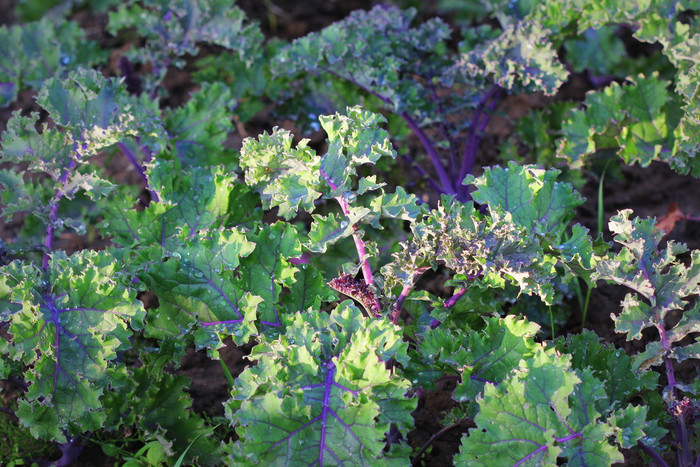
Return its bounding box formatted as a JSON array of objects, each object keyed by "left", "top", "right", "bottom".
[
  {"left": 319, "top": 67, "right": 454, "bottom": 196},
  {"left": 427, "top": 80, "right": 458, "bottom": 171},
  {"left": 320, "top": 170, "right": 381, "bottom": 313},
  {"left": 43, "top": 159, "right": 77, "bottom": 270},
  {"left": 117, "top": 142, "right": 159, "bottom": 203},
  {"left": 457, "top": 85, "right": 501, "bottom": 200},
  {"left": 444, "top": 287, "right": 468, "bottom": 308},
  {"left": 637, "top": 440, "right": 670, "bottom": 467},
  {"left": 49, "top": 436, "right": 85, "bottom": 467},
  {"left": 401, "top": 154, "right": 443, "bottom": 194},
  {"left": 676, "top": 414, "right": 693, "bottom": 467},
  {"left": 639, "top": 260, "right": 678, "bottom": 402},
  {"left": 391, "top": 284, "right": 413, "bottom": 325},
  {"left": 430, "top": 286, "right": 468, "bottom": 328},
  {"left": 641, "top": 260, "right": 694, "bottom": 466},
  {"left": 6, "top": 376, "right": 29, "bottom": 391},
  {"left": 400, "top": 111, "right": 455, "bottom": 195},
  {"left": 390, "top": 267, "right": 430, "bottom": 325}
]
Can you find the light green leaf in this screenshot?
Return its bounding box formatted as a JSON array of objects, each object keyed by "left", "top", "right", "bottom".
[
  {"left": 240, "top": 129, "right": 322, "bottom": 220},
  {"left": 225, "top": 303, "right": 415, "bottom": 465},
  {"left": 422, "top": 315, "right": 540, "bottom": 403},
  {"left": 0, "top": 250, "right": 144, "bottom": 442},
  {"left": 455, "top": 20, "right": 569, "bottom": 95},
  {"left": 456, "top": 348, "right": 629, "bottom": 465}
]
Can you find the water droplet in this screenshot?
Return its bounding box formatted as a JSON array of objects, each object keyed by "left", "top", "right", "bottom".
[
  {"left": 340, "top": 221, "right": 348, "bottom": 229},
  {"left": 60, "top": 54, "right": 71, "bottom": 65}
]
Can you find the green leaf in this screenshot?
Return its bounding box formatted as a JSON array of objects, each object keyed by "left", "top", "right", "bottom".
[
  {"left": 225, "top": 303, "right": 415, "bottom": 465},
  {"left": 565, "top": 25, "right": 628, "bottom": 76},
  {"left": 421, "top": 315, "right": 540, "bottom": 403},
  {"left": 0, "top": 18, "right": 104, "bottom": 106},
  {"left": 667, "top": 32, "right": 700, "bottom": 176},
  {"left": 595, "top": 210, "right": 700, "bottom": 377},
  {"left": 369, "top": 186, "right": 422, "bottom": 222},
  {"left": 148, "top": 160, "right": 239, "bottom": 235},
  {"left": 140, "top": 228, "right": 257, "bottom": 351},
  {"left": 468, "top": 162, "right": 584, "bottom": 237},
  {"left": 456, "top": 348, "right": 631, "bottom": 465},
  {"left": 160, "top": 82, "right": 237, "bottom": 167},
  {"left": 384, "top": 195, "right": 563, "bottom": 304},
  {"left": 108, "top": 0, "right": 263, "bottom": 89},
  {"left": 234, "top": 222, "right": 302, "bottom": 330},
  {"left": 280, "top": 263, "right": 335, "bottom": 314},
  {"left": 240, "top": 129, "right": 322, "bottom": 220},
  {"left": 307, "top": 212, "right": 355, "bottom": 254},
  {"left": 319, "top": 107, "right": 396, "bottom": 185},
  {"left": 557, "top": 73, "right": 682, "bottom": 172},
  {"left": 275, "top": 5, "right": 451, "bottom": 114},
  {"left": 101, "top": 366, "right": 222, "bottom": 465},
  {"left": 103, "top": 160, "right": 260, "bottom": 250},
  {"left": 454, "top": 20, "right": 569, "bottom": 95},
  {"left": 0, "top": 250, "right": 144, "bottom": 442},
  {"left": 553, "top": 331, "right": 662, "bottom": 420}
]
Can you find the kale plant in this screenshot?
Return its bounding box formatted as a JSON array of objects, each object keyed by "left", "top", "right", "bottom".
[{"left": 0, "top": 0, "right": 698, "bottom": 466}]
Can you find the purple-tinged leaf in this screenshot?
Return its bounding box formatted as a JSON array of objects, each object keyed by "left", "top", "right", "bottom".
[
  {"left": 140, "top": 228, "right": 257, "bottom": 351},
  {"left": 456, "top": 348, "right": 648, "bottom": 465},
  {"left": 225, "top": 302, "right": 415, "bottom": 465},
  {"left": 0, "top": 250, "right": 144, "bottom": 442}
]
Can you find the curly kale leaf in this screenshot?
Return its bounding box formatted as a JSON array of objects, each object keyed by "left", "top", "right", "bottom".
[
  {"left": 456, "top": 347, "right": 659, "bottom": 465},
  {"left": 225, "top": 302, "right": 414, "bottom": 465},
  {"left": 452, "top": 20, "right": 569, "bottom": 95},
  {"left": 108, "top": 0, "right": 263, "bottom": 89},
  {"left": 0, "top": 19, "right": 104, "bottom": 106},
  {"left": 594, "top": 210, "right": 700, "bottom": 374},
  {"left": 275, "top": 5, "right": 452, "bottom": 115},
  {"left": 0, "top": 250, "right": 144, "bottom": 442}
]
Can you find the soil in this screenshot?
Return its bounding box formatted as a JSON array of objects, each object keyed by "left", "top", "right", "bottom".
[{"left": 1, "top": 1, "right": 699, "bottom": 466}]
